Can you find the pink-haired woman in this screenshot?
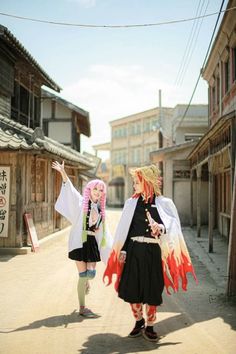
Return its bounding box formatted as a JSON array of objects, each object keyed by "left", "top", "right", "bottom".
[{"left": 52, "top": 160, "right": 112, "bottom": 318}]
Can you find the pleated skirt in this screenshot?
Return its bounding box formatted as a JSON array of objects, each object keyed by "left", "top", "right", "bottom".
[
  {"left": 118, "top": 239, "right": 164, "bottom": 306},
  {"left": 68, "top": 235, "right": 101, "bottom": 262}
]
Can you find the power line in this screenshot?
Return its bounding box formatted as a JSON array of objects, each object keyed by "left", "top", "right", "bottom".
[
  {"left": 175, "top": 0, "right": 204, "bottom": 85},
  {"left": 0, "top": 6, "right": 235, "bottom": 29},
  {"left": 176, "top": 0, "right": 210, "bottom": 86},
  {"left": 179, "top": 0, "right": 210, "bottom": 86},
  {"left": 139, "top": 0, "right": 226, "bottom": 147},
  {"left": 175, "top": 0, "right": 226, "bottom": 131},
  {"left": 180, "top": 0, "right": 209, "bottom": 85}
]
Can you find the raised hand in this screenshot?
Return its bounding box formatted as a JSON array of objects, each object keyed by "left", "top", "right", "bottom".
[
  {"left": 52, "top": 161, "right": 68, "bottom": 183},
  {"left": 52, "top": 160, "right": 65, "bottom": 173}
]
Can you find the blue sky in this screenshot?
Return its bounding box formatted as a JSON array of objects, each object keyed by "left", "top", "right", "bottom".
[{"left": 0, "top": 0, "right": 226, "bottom": 155}]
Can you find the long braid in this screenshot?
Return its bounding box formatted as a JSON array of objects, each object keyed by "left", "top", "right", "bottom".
[{"left": 81, "top": 179, "right": 107, "bottom": 245}]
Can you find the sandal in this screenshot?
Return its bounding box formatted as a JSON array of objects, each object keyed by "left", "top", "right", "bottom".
[{"left": 79, "top": 307, "right": 97, "bottom": 318}]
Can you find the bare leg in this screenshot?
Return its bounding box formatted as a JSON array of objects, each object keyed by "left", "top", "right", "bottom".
[{"left": 75, "top": 260, "right": 87, "bottom": 273}]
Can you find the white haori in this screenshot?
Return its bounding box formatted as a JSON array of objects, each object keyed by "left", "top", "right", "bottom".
[
  {"left": 55, "top": 179, "right": 112, "bottom": 264},
  {"left": 109, "top": 195, "right": 197, "bottom": 292}
]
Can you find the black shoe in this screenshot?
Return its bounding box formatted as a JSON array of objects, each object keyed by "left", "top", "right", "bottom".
[
  {"left": 142, "top": 326, "right": 159, "bottom": 342},
  {"left": 128, "top": 318, "right": 145, "bottom": 338}
]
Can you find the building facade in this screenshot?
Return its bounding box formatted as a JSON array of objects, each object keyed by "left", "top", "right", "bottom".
[
  {"left": 150, "top": 104, "right": 208, "bottom": 225},
  {"left": 41, "top": 89, "right": 91, "bottom": 152},
  {"left": 187, "top": 0, "right": 236, "bottom": 295},
  {"left": 108, "top": 107, "right": 173, "bottom": 206}
]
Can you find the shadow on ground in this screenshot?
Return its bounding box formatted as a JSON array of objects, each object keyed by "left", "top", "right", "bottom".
[
  {"left": 78, "top": 333, "right": 181, "bottom": 354},
  {"left": 0, "top": 310, "right": 101, "bottom": 333}
]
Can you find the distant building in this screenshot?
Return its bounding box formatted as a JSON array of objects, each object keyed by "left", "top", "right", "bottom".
[
  {"left": 108, "top": 107, "right": 173, "bottom": 206},
  {"left": 150, "top": 104, "right": 208, "bottom": 225},
  {"left": 41, "top": 89, "right": 91, "bottom": 152}
]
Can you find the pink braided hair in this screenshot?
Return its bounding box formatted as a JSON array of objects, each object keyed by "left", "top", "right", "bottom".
[{"left": 82, "top": 179, "right": 106, "bottom": 221}]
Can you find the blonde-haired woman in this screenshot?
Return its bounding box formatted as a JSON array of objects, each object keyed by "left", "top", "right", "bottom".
[
  {"left": 104, "top": 164, "right": 197, "bottom": 341},
  {"left": 52, "top": 161, "right": 112, "bottom": 318}
]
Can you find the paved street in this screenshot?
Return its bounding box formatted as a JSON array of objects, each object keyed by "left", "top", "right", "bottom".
[{"left": 0, "top": 209, "right": 236, "bottom": 354}]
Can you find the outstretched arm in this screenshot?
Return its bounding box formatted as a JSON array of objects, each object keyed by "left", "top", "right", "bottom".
[
  {"left": 52, "top": 160, "right": 68, "bottom": 183},
  {"left": 52, "top": 160, "right": 83, "bottom": 223}
]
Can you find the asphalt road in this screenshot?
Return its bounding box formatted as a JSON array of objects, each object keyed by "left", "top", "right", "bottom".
[{"left": 0, "top": 209, "right": 236, "bottom": 354}]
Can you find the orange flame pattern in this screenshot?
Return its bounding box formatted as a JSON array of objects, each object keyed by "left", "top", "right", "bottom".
[{"left": 103, "top": 247, "right": 197, "bottom": 294}]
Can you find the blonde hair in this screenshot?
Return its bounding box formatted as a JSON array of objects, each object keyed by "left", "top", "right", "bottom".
[{"left": 130, "top": 164, "right": 162, "bottom": 201}]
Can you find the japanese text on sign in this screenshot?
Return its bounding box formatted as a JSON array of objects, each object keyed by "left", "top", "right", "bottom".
[{"left": 0, "top": 166, "right": 10, "bottom": 238}]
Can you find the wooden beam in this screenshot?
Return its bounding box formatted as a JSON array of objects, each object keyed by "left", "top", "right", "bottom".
[
  {"left": 196, "top": 165, "right": 202, "bottom": 238},
  {"left": 227, "top": 156, "right": 236, "bottom": 296},
  {"left": 190, "top": 169, "right": 194, "bottom": 227},
  {"left": 208, "top": 158, "right": 214, "bottom": 253}
]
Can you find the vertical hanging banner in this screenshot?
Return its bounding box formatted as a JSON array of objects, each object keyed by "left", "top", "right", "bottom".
[{"left": 0, "top": 166, "right": 10, "bottom": 238}]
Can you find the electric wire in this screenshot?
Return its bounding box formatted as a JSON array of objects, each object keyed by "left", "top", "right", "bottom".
[
  {"left": 178, "top": 0, "right": 210, "bottom": 86},
  {"left": 139, "top": 0, "right": 226, "bottom": 146},
  {"left": 0, "top": 6, "right": 234, "bottom": 29},
  {"left": 175, "top": 0, "right": 204, "bottom": 86},
  {"left": 176, "top": 0, "right": 210, "bottom": 86},
  {"left": 176, "top": 0, "right": 226, "bottom": 131}
]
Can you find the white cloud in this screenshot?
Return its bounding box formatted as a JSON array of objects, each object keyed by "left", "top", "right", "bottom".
[{"left": 61, "top": 64, "right": 208, "bottom": 153}]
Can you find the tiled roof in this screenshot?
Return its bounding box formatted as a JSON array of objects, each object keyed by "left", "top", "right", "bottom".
[{"left": 0, "top": 115, "right": 94, "bottom": 168}]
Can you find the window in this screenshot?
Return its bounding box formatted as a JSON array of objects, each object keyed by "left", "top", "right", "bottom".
[
  {"left": 20, "top": 85, "right": 29, "bottom": 116},
  {"left": 212, "top": 85, "right": 216, "bottom": 111},
  {"left": 216, "top": 76, "right": 220, "bottom": 105},
  {"left": 233, "top": 47, "right": 236, "bottom": 83},
  {"left": 131, "top": 148, "right": 141, "bottom": 164},
  {"left": 144, "top": 144, "right": 156, "bottom": 162},
  {"left": 130, "top": 121, "right": 141, "bottom": 135},
  {"left": 224, "top": 59, "right": 230, "bottom": 94},
  {"left": 113, "top": 150, "right": 127, "bottom": 164},
  {"left": 0, "top": 57, "right": 14, "bottom": 95},
  {"left": 112, "top": 126, "right": 127, "bottom": 138},
  {"left": 144, "top": 120, "right": 151, "bottom": 132}
]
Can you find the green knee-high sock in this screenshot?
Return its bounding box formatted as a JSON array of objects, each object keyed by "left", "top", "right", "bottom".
[{"left": 78, "top": 272, "right": 88, "bottom": 308}]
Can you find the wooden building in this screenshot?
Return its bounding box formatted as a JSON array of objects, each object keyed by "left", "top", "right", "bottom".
[
  {"left": 0, "top": 25, "right": 61, "bottom": 127},
  {"left": 0, "top": 116, "right": 94, "bottom": 253},
  {"left": 188, "top": 0, "right": 236, "bottom": 295},
  {"left": 41, "top": 89, "right": 91, "bottom": 152},
  {"left": 0, "top": 25, "right": 94, "bottom": 254}
]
